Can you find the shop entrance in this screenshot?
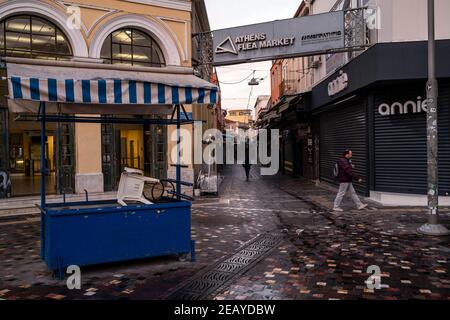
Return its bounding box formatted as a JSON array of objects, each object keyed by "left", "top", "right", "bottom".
[
  {"left": 118, "top": 124, "right": 144, "bottom": 172},
  {"left": 0, "top": 81, "right": 74, "bottom": 198},
  {"left": 101, "top": 122, "right": 144, "bottom": 192},
  {"left": 7, "top": 112, "right": 57, "bottom": 196},
  {"left": 102, "top": 117, "right": 167, "bottom": 192}
]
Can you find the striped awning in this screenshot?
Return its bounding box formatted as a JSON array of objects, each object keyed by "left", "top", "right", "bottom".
[{"left": 5, "top": 58, "right": 218, "bottom": 106}]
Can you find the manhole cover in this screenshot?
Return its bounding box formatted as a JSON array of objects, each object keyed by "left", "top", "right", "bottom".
[{"left": 166, "top": 233, "right": 283, "bottom": 300}]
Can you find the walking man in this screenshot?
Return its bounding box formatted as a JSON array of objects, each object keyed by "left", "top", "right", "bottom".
[
  {"left": 333, "top": 150, "right": 368, "bottom": 212},
  {"left": 243, "top": 138, "right": 251, "bottom": 181}
]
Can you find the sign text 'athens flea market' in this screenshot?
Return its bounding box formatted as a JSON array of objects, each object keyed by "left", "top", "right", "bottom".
[{"left": 212, "top": 11, "right": 345, "bottom": 66}]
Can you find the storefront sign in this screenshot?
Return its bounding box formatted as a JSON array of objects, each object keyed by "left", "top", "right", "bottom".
[
  {"left": 327, "top": 70, "right": 348, "bottom": 96},
  {"left": 378, "top": 96, "right": 428, "bottom": 116},
  {"left": 212, "top": 11, "right": 345, "bottom": 66}
]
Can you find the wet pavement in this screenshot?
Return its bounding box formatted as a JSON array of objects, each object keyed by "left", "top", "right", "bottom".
[{"left": 0, "top": 165, "right": 449, "bottom": 300}]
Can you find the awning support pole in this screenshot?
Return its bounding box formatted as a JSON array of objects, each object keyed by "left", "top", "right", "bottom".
[
  {"left": 176, "top": 104, "right": 181, "bottom": 200},
  {"left": 40, "top": 101, "right": 46, "bottom": 210}
]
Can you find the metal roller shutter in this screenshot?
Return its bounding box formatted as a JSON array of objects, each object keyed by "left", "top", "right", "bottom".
[
  {"left": 373, "top": 82, "right": 450, "bottom": 195},
  {"left": 283, "top": 131, "right": 294, "bottom": 174},
  {"left": 438, "top": 82, "right": 450, "bottom": 195},
  {"left": 319, "top": 99, "right": 367, "bottom": 194}
]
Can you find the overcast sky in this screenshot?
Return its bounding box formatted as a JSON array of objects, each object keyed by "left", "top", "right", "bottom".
[{"left": 204, "top": 0, "right": 301, "bottom": 113}]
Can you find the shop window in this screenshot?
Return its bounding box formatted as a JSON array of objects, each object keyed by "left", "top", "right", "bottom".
[
  {"left": 100, "top": 28, "right": 165, "bottom": 67},
  {"left": 0, "top": 15, "right": 72, "bottom": 60}
]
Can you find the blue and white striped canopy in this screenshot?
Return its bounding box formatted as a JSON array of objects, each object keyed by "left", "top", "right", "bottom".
[
  {"left": 6, "top": 59, "right": 218, "bottom": 106},
  {"left": 10, "top": 77, "right": 217, "bottom": 105}
]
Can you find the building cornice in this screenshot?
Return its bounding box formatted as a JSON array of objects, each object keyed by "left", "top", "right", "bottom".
[{"left": 122, "top": 0, "right": 192, "bottom": 12}]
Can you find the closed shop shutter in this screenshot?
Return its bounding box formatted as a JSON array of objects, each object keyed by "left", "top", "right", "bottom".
[
  {"left": 373, "top": 82, "right": 450, "bottom": 195},
  {"left": 438, "top": 82, "right": 450, "bottom": 195},
  {"left": 319, "top": 100, "right": 367, "bottom": 194},
  {"left": 282, "top": 130, "right": 294, "bottom": 174}
]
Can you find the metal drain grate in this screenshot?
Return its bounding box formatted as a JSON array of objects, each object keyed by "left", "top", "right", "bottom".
[{"left": 166, "top": 233, "right": 283, "bottom": 300}]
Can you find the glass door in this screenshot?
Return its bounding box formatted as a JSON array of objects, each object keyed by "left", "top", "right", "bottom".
[
  {"left": 101, "top": 121, "right": 120, "bottom": 192},
  {"left": 56, "top": 122, "right": 75, "bottom": 194}
]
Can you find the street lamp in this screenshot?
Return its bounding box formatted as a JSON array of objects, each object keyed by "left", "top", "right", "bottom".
[
  {"left": 248, "top": 77, "right": 260, "bottom": 86},
  {"left": 418, "top": 0, "right": 450, "bottom": 236},
  {"left": 248, "top": 70, "right": 264, "bottom": 86}
]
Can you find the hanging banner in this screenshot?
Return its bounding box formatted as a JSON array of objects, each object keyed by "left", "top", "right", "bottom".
[{"left": 212, "top": 11, "right": 345, "bottom": 66}]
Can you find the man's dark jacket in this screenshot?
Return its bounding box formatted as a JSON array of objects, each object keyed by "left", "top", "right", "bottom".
[
  {"left": 242, "top": 144, "right": 251, "bottom": 168},
  {"left": 336, "top": 157, "right": 356, "bottom": 183}
]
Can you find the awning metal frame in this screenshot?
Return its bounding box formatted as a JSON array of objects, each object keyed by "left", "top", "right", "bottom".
[
  {"left": 35, "top": 102, "right": 198, "bottom": 210},
  {"left": 15, "top": 113, "right": 199, "bottom": 125}
]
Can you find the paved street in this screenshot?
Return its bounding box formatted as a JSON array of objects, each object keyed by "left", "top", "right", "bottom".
[{"left": 0, "top": 165, "right": 449, "bottom": 300}]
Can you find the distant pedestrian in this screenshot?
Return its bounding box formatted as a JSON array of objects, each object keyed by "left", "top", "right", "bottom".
[
  {"left": 332, "top": 150, "right": 368, "bottom": 212},
  {"left": 243, "top": 138, "right": 251, "bottom": 181}
]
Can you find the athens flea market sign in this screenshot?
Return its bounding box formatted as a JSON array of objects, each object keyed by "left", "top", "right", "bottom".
[{"left": 212, "top": 11, "right": 345, "bottom": 66}]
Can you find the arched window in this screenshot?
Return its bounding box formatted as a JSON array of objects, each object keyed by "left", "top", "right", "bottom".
[
  {"left": 100, "top": 28, "right": 165, "bottom": 67},
  {"left": 0, "top": 15, "right": 72, "bottom": 60}
]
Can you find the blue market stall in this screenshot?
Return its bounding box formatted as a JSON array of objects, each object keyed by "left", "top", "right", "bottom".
[{"left": 4, "top": 57, "right": 218, "bottom": 276}]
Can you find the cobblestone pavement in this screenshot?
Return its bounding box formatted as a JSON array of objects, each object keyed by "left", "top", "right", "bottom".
[
  {"left": 0, "top": 165, "right": 449, "bottom": 300},
  {"left": 213, "top": 168, "right": 450, "bottom": 300}
]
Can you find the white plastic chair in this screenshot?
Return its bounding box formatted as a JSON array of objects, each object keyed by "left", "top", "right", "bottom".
[{"left": 117, "top": 167, "right": 159, "bottom": 206}]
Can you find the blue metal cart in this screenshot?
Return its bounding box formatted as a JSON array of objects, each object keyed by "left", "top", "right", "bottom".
[{"left": 4, "top": 57, "right": 217, "bottom": 277}]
